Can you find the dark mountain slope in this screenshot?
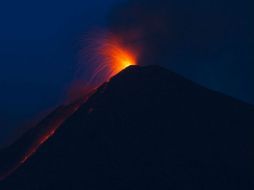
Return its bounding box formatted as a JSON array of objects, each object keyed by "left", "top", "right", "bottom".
[
  {"left": 1, "top": 65, "right": 254, "bottom": 190},
  {"left": 0, "top": 101, "right": 81, "bottom": 181}
]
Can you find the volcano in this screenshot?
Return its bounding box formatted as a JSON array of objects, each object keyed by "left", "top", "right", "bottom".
[{"left": 1, "top": 65, "right": 254, "bottom": 190}]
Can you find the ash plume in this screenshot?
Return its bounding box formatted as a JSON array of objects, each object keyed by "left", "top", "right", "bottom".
[
  {"left": 106, "top": 0, "right": 254, "bottom": 105},
  {"left": 108, "top": 0, "right": 252, "bottom": 66}
]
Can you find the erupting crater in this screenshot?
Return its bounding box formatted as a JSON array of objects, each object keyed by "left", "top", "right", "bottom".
[{"left": 0, "top": 32, "right": 140, "bottom": 181}]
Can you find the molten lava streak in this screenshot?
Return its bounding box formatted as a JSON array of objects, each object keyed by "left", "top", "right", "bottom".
[{"left": 0, "top": 101, "right": 82, "bottom": 181}]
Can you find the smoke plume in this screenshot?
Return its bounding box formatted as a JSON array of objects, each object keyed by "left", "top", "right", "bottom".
[{"left": 106, "top": 0, "right": 254, "bottom": 103}]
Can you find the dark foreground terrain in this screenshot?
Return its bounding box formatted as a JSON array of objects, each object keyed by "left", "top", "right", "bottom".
[{"left": 1, "top": 65, "right": 254, "bottom": 189}]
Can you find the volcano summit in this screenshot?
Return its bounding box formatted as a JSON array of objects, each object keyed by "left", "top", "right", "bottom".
[{"left": 1, "top": 65, "right": 254, "bottom": 190}]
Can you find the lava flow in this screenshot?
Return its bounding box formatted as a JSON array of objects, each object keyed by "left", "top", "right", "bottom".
[{"left": 0, "top": 101, "right": 81, "bottom": 181}]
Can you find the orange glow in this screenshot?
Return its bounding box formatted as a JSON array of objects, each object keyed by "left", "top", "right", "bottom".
[
  {"left": 87, "top": 33, "right": 138, "bottom": 85},
  {"left": 98, "top": 36, "right": 136, "bottom": 75}
]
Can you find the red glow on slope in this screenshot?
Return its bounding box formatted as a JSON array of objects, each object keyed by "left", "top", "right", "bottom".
[{"left": 0, "top": 101, "right": 82, "bottom": 181}]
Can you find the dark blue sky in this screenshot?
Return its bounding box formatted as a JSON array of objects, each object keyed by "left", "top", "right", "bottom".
[
  {"left": 0, "top": 0, "right": 121, "bottom": 146},
  {"left": 0, "top": 0, "right": 253, "bottom": 147}
]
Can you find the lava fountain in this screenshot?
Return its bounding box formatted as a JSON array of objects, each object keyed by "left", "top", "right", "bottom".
[
  {"left": 94, "top": 34, "right": 137, "bottom": 77},
  {"left": 78, "top": 32, "right": 138, "bottom": 89}
]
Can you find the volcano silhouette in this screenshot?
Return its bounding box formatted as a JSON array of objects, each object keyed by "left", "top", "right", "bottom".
[{"left": 1, "top": 65, "right": 254, "bottom": 190}]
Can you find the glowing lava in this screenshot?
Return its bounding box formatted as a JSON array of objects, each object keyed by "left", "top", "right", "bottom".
[
  {"left": 0, "top": 101, "right": 82, "bottom": 181},
  {"left": 86, "top": 33, "right": 138, "bottom": 85},
  {"left": 98, "top": 36, "right": 136, "bottom": 75}
]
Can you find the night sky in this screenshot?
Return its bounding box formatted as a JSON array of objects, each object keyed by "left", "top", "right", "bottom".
[
  {"left": 0, "top": 0, "right": 253, "bottom": 147},
  {"left": 0, "top": 0, "right": 121, "bottom": 146}
]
